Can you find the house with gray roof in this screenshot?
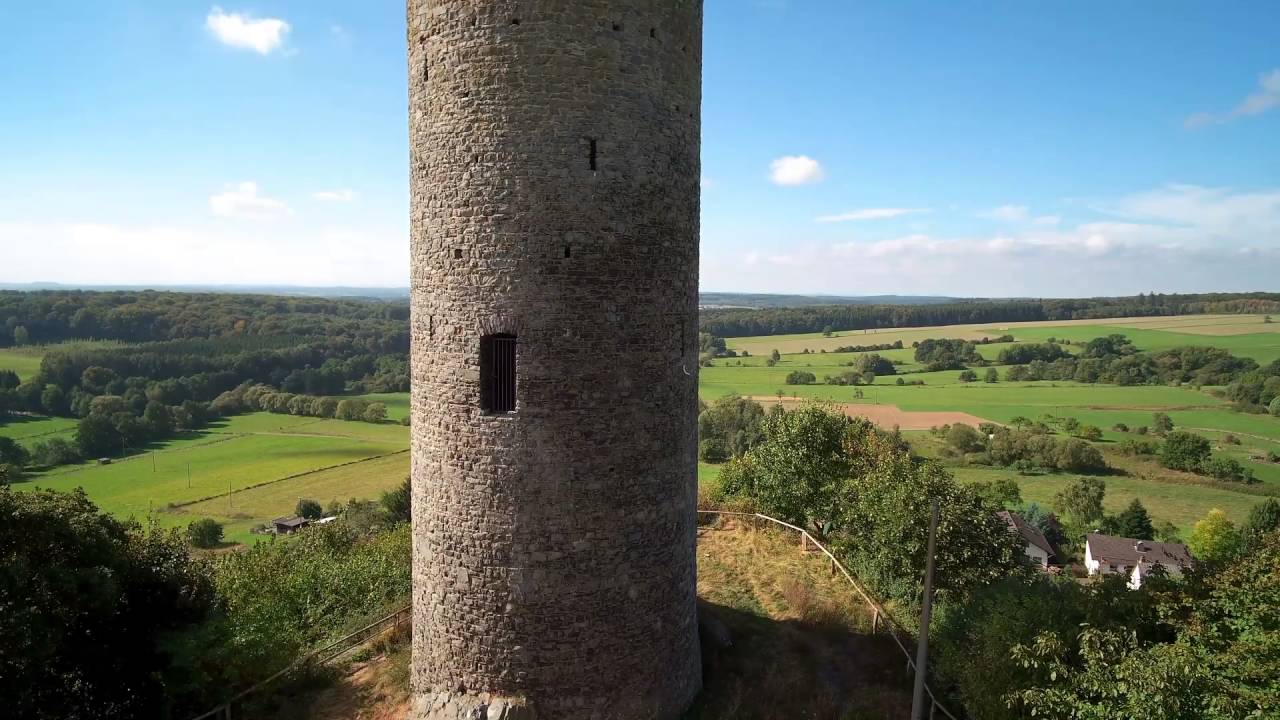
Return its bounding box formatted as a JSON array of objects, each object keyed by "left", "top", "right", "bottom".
[
  {"left": 998, "top": 510, "right": 1056, "bottom": 569},
  {"left": 1084, "top": 533, "right": 1193, "bottom": 589}
]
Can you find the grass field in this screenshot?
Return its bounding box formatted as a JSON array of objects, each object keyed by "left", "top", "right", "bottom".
[
  {"left": 0, "top": 346, "right": 46, "bottom": 382},
  {"left": 9, "top": 412, "right": 410, "bottom": 545},
  {"left": 725, "top": 313, "right": 1280, "bottom": 362},
  {"left": 706, "top": 313, "right": 1280, "bottom": 536}
]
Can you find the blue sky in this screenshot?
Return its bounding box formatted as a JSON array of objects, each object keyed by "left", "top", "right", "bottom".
[{"left": 2, "top": 1, "right": 1278, "bottom": 296}]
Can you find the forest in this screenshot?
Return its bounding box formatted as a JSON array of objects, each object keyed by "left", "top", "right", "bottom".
[{"left": 698, "top": 292, "right": 1280, "bottom": 337}]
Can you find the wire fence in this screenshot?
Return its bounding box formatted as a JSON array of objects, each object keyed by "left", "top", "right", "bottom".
[
  {"left": 188, "top": 605, "right": 411, "bottom": 720},
  {"left": 698, "top": 509, "right": 959, "bottom": 720},
  {"left": 190, "top": 513, "right": 955, "bottom": 720}
]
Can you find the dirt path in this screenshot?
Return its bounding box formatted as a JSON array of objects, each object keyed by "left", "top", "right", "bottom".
[{"left": 747, "top": 396, "right": 992, "bottom": 430}]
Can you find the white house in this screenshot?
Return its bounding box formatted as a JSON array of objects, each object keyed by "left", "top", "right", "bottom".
[
  {"left": 998, "top": 510, "right": 1055, "bottom": 569},
  {"left": 1084, "top": 533, "right": 1192, "bottom": 589}
]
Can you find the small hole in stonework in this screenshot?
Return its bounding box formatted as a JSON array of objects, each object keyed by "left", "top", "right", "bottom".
[
  {"left": 675, "top": 105, "right": 680, "bottom": 112},
  {"left": 650, "top": 28, "right": 656, "bottom": 38},
  {"left": 682, "top": 45, "right": 688, "bottom": 53},
  {"left": 453, "top": 249, "right": 462, "bottom": 259},
  {"left": 511, "top": 18, "right": 520, "bottom": 25},
  {"left": 613, "top": 23, "right": 622, "bottom": 31},
  {"left": 588, "top": 138, "right": 598, "bottom": 171},
  {"left": 564, "top": 245, "right": 572, "bottom": 258},
  {"left": 423, "top": 60, "right": 429, "bottom": 83}
]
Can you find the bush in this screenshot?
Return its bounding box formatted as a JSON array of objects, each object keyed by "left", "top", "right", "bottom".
[
  {"left": 1271, "top": 397, "right": 1280, "bottom": 416},
  {"left": 1200, "top": 456, "right": 1257, "bottom": 484},
  {"left": 1159, "top": 431, "right": 1211, "bottom": 472},
  {"left": 1056, "top": 439, "right": 1107, "bottom": 473},
  {"left": 784, "top": 370, "right": 816, "bottom": 385},
  {"left": 1111, "top": 422, "right": 1129, "bottom": 433},
  {"left": 1118, "top": 438, "right": 1160, "bottom": 456},
  {"left": 958, "top": 369, "right": 978, "bottom": 383},
  {"left": 1077, "top": 425, "right": 1103, "bottom": 442},
  {"left": 30, "top": 436, "right": 83, "bottom": 467},
  {"left": 984, "top": 368, "right": 999, "bottom": 383},
  {"left": 698, "top": 438, "right": 728, "bottom": 463},
  {"left": 0, "top": 489, "right": 219, "bottom": 717},
  {"left": 946, "top": 423, "right": 986, "bottom": 453},
  {"left": 186, "top": 518, "right": 224, "bottom": 548},
  {"left": 296, "top": 498, "right": 323, "bottom": 519},
  {"left": 380, "top": 477, "right": 412, "bottom": 523}
]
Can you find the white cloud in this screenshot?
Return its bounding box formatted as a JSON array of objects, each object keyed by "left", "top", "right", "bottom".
[
  {"left": 978, "top": 204, "right": 1029, "bottom": 222},
  {"left": 1186, "top": 68, "right": 1280, "bottom": 127},
  {"left": 312, "top": 189, "right": 357, "bottom": 203},
  {"left": 769, "top": 155, "right": 825, "bottom": 186},
  {"left": 0, "top": 220, "right": 408, "bottom": 287},
  {"left": 815, "top": 207, "right": 929, "bottom": 223},
  {"left": 206, "top": 7, "right": 290, "bottom": 55},
  {"left": 209, "top": 181, "right": 292, "bottom": 220},
  {"left": 710, "top": 183, "right": 1280, "bottom": 297}
]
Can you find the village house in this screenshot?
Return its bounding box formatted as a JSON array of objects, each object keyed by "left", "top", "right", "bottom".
[
  {"left": 997, "top": 510, "right": 1056, "bottom": 569},
  {"left": 1084, "top": 533, "right": 1193, "bottom": 589},
  {"left": 272, "top": 515, "right": 311, "bottom": 535}
]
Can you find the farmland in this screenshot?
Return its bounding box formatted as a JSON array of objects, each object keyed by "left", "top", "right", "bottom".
[
  {"left": 5, "top": 311, "right": 1280, "bottom": 544},
  {"left": 703, "top": 313, "right": 1280, "bottom": 533},
  {"left": 3, "top": 410, "right": 409, "bottom": 545}
]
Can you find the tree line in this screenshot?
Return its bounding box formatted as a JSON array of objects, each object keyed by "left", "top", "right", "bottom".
[
  {"left": 698, "top": 292, "right": 1280, "bottom": 338},
  {"left": 698, "top": 398, "right": 1280, "bottom": 719}
]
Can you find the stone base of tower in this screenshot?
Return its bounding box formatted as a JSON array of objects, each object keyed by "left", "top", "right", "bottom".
[
  {"left": 409, "top": 668, "right": 701, "bottom": 720},
  {"left": 411, "top": 691, "right": 535, "bottom": 720}
]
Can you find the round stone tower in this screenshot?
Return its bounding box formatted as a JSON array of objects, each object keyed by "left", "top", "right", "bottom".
[{"left": 406, "top": 1, "right": 703, "bottom": 718}]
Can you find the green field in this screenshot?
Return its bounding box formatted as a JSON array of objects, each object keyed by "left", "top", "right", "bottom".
[
  {"left": 0, "top": 346, "right": 46, "bottom": 382},
  {"left": 8, "top": 412, "right": 410, "bottom": 545},
  {"left": 725, "top": 314, "right": 1280, "bottom": 363},
  {"left": 705, "top": 314, "right": 1280, "bottom": 535}
]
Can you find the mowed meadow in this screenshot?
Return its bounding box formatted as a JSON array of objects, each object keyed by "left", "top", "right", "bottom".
[
  {"left": 1, "top": 344, "right": 410, "bottom": 545},
  {"left": 5, "top": 313, "right": 1280, "bottom": 543},
  {"left": 703, "top": 314, "right": 1280, "bottom": 533}
]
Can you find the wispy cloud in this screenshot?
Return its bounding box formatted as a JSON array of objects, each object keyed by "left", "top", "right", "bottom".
[
  {"left": 1186, "top": 69, "right": 1280, "bottom": 128},
  {"left": 978, "top": 204, "right": 1029, "bottom": 222},
  {"left": 210, "top": 182, "right": 292, "bottom": 220},
  {"left": 815, "top": 207, "right": 930, "bottom": 223},
  {"left": 206, "top": 7, "right": 290, "bottom": 55},
  {"left": 312, "top": 189, "right": 357, "bottom": 203},
  {"left": 712, "top": 183, "right": 1280, "bottom": 297},
  {"left": 769, "top": 155, "right": 825, "bottom": 186}
]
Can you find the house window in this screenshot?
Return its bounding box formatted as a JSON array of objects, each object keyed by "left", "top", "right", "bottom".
[{"left": 480, "top": 334, "right": 517, "bottom": 413}]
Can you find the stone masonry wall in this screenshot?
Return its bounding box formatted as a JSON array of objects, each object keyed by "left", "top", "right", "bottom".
[{"left": 407, "top": 1, "right": 703, "bottom": 717}]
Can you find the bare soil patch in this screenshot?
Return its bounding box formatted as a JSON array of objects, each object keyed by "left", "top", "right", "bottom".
[{"left": 748, "top": 396, "right": 992, "bottom": 430}]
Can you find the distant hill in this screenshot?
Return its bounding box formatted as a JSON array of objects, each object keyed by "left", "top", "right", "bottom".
[
  {"left": 698, "top": 292, "right": 964, "bottom": 309},
  {"left": 0, "top": 282, "right": 409, "bottom": 300}
]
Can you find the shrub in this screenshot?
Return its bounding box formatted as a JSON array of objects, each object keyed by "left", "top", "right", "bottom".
[
  {"left": 31, "top": 436, "right": 83, "bottom": 468},
  {"left": 958, "top": 369, "right": 978, "bottom": 383},
  {"left": 784, "top": 370, "right": 816, "bottom": 385},
  {"left": 1135, "top": 425, "right": 1149, "bottom": 435},
  {"left": 1270, "top": 397, "right": 1280, "bottom": 417},
  {"left": 698, "top": 438, "right": 728, "bottom": 463},
  {"left": 1222, "top": 433, "right": 1241, "bottom": 445},
  {"left": 1159, "top": 431, "right": 1211, "bottom": 472},
  {"left": 186, "top": 518, "right": 224, "bottom": 548},
  {"left": 984, "top": 368, "right": 999, "bottom": 383},
  {"left": 380, "top": 477, "right": 412, "bottom": 523},
  {"left": 946, "top": 423, "right": 986, "bottom": 453},
  {"left": 1152, "top": 412, "right": 1174, "bottom": 434},
  {"left": 1056, "top": 439, "right": 1107, "bottom": 473},
  {"left": 296, "top": 498, "right": 323, "bottom": 519},
  {"left": 1077, "top": 425, "right": 1103, "bottom": 442},
  {"left": 1112, "top": 422, "right": 1129, "bottom": 433},
  {"left": 1200, "top": 456, "right": 1257, "bottom": 484},
  {"left": 1118, "top": 438, "right": 1160, "bottom": 456}
]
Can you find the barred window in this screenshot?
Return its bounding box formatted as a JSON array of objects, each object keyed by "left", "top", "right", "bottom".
[{"left": 480, "top": 334, "right": 516, "bottom": 413}]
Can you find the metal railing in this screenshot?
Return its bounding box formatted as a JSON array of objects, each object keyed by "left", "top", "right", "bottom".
[
  {"left": 697, "top": 510, "right": 959, "bottom": 720},
  {"left": 189, "top": 605, "right": 411, "bottom": 720},
  {"left": 190, "top": 514, "right": 956, "bottom": 719}
]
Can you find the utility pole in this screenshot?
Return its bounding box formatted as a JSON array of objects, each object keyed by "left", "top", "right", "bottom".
[
  {"left": 187, "top": 463, "right": 192, "bottom": 489},
  {"left": 227, "top": 480, "right": 232, "bottom": 511},
  {"left": 911, "top": 500, "right": 940, "bottom": 720},
  {"left": 152, "top": 452, "right": 156, "bottom": 473}
]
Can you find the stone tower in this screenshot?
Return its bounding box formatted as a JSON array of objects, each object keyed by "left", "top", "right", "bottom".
[{"left": 406, "top": 1, "right": 703, "bottom": 718}]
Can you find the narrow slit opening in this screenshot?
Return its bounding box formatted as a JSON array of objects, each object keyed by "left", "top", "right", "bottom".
[
  {"left": 588, "top": 138, "right": 598, "bottom": 171},
  {"left": 564, "top": 245, "right": 572, "bottom": 258}
]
